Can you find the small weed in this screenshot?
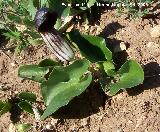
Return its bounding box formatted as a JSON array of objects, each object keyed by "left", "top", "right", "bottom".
[{"left": 0, "top": 0, "right": 98, "bottom": 53}]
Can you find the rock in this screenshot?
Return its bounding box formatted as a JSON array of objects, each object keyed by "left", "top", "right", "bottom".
[
  {"left": 45, "top": 124, "right": 52, "bottom": 130},
  {"left": 147, "top": 42, "right": 160, "bottom": 55},
  {"left": 51, "top": 118, "right": 58, "bottom": 126},
  {"left": 147, "top": 42, "right": 159, "bottom": 49},
  {"left": 8, "top": 123, "right": 16, "bottom": 132},
  {"left": 114, "top": 42, "right": 127, "bottom": 53},
  {"left": 150, "top": 25, "right": 160, "bottom": 38},
  {"left": 10, "top": 62, "right": 16, "bottom": 67},
  {"left": 32, "top": 106, "right": 41, "bottom": 121},
  {"left": 14, "top": 91, "right": 19, "bottom": 94}
]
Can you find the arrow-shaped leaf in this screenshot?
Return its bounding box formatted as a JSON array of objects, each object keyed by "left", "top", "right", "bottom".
[
  {"left": 109, "top": 60, "right": 144, "bottom": 95},
  {"left": 40, "top": 59, "right": 92, "bottom": 120}
]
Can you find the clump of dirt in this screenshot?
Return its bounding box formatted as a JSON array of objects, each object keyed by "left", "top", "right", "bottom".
[{"left": 0, "top": 9, "right": 160, "bottom": 132}]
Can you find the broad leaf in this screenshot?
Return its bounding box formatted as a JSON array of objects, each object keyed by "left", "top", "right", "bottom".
[
  {"left": 18, "top": 65, "right": 49, "bottom": 83},
  {"left": 69, "top": 30, "right": 112, "bottom": 62},
  {"left": 54, "top": 18, "right": 62, "bottom": 30},
  {"left": 16, "top": 123, "right": 32, "bottom": 132},
  {"left": 103, "top": 61, "right": 115, "bottom": 76},
  {"left": 18, "top": 101, "right": 33, "bottom": 114},
  {"left": 40, "top": 59, "right": 92, "bottom": 120},
  {"left": 38, "top": 59, "right": 59, "bottom": 67},
  {"left": 108, "top": 60, "right": 144, "bottom": 95},
  {"left": 19, "top": 92, "right": 36, "bottom": 102}
]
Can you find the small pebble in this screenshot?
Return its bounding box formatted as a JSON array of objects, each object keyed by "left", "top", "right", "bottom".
[
  {"left": 14, "top": 91, "right": 19, "bottom": 94},
  {"left": 128, "top": 120, "right": 133, "bottom": 124},
  {"left": 45, "top": 124, "right": 52, "bottom": 130},
  {"left": 150, "top": 25, "right": 160, "bottom": 38},
  {"left": 10, "top": 62, "right": 16, "bottom": 67},
  {"left": 20, "top": 115, "right": 24, "bottom": 119},
  {"left": 147, "top": 42, "right": 159, "bottom": 49},
  {"left": 32, "top": 106, "right": 41, "bottom": 121},
  {"left": 114, "top": 42, "right": 127, "bottom": 53},
  {"left": 117, "top": 128, "right": 124, "bottom": 132},
  {"left": 51, "top": 118, "right": 58, "bottom": 126},
  {"left": 7, "top": 50, "right": 11, "bottom": 53},
  {"left": 81, "top": 118, "right": 88, "bottom": 126},
  {"left": 147, "top": 42, "right": 154, "bottom": 48},
  {"left": 8, "top": 123, "right": 16, "bottom": 132}
]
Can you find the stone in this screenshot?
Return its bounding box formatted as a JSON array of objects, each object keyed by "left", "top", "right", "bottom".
[{"left": 150, "top": 25, "right": 160, "bottom": 38}]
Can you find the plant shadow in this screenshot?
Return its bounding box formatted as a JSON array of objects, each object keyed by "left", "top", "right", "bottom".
[
  {"left": 99, "top": 22, "right": 128, "bottom": 50},
  {"left": 52, "top": 82, "right": 107, "bottom": 119},
  {"left": 0, "top": 29, "right": 8, "bottom": 49},
  {"left": 8, "top": 97, "right": 22, "bottom": 123},
  {"left": 99, "top": 21, "right": 129, "bottom": 69},
  {"left": 127, "top": 62, "right": 160, "bottom": 96},
  {"left": 100, "top": 22, "right": 125, "bottom": 37}
]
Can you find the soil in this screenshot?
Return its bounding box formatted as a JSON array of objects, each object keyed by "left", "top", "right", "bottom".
[{"left": 0, "top": 9, "right": 160, "bottom": 132}]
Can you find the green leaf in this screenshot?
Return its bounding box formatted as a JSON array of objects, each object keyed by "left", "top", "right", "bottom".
[
  {"left": 18, "top": 65, "right": 49, "bottom": 83},
  {"left": 76, "top": 0, "right": 97, "bottom": 10},
  {"left": 0, "top": 101, "right": 11, "bottom": 116},
  {"left": 99, "top": 75, "right": 112, "bottom": 92},
  {"left": 18, "top": 101, "right": 33, "bottom": 114},
  {"left": 19, "top": 92, "right": 36, "bottom": 102},
  {"left": 40, "top": 59, "right": 92, "bottom": 120},
  {"left": 7, "top": 14, "right": 22, "bottom": 24},
  {"left": 8, "top": 1, "right": 19, "bottom": 11},
  {"left": 21, "top": 0, "right": 37, "bottom": 20},
  {"left": 47, "top": 0, "right": 65, "bottom": 16},
  {"left": 54, "top": 18, "right": 62, "bottom": 30},
  {"left": 27, "top": 38, "right": 43, "bottom": 46},
  {"left": 40, "top": 0, "right": 47, "bottom": 7},
  {"left": 69, "top": 30, "right": 112, "bottom": 62},
  {"left": 15, "top": 40, "right": 29, "bottom": 54},
  {"left": 24, "top": 30, "right": 40, "bottom": 39},
  {"left": 38, "top": 59, "right": 59, "bottom": 67},
  {"left": 61, "top": 7, "right": 81, "bottom": 18},
  {"left": 103, "top": 61, "right": 115, "bottom": 76},
  {"left": 16, "top": 123, "right": 32, "bottom": 132},
  {"left": 0, "top": 22, "right": 5, "bottom": 29},
  {"left": 87, "top": 0, "right": 97, "bottom": 8},
  {"left": 23, "top": 18, "right": 34, "bottom": 28},
  {"left": 109, "top": 60, "right": 144, "bottom": 95},
  {"left": 57, "top": 7, "right": 82, "bottom": 31},
  {"left": 3, "top": 31, "right": 21, "bottom": 40},
  {"left": 27, "top": 0, "right": 37, "bottom": 20},
  {"left": 0, "top": 101, "right": 4, "bottom": 110}
]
